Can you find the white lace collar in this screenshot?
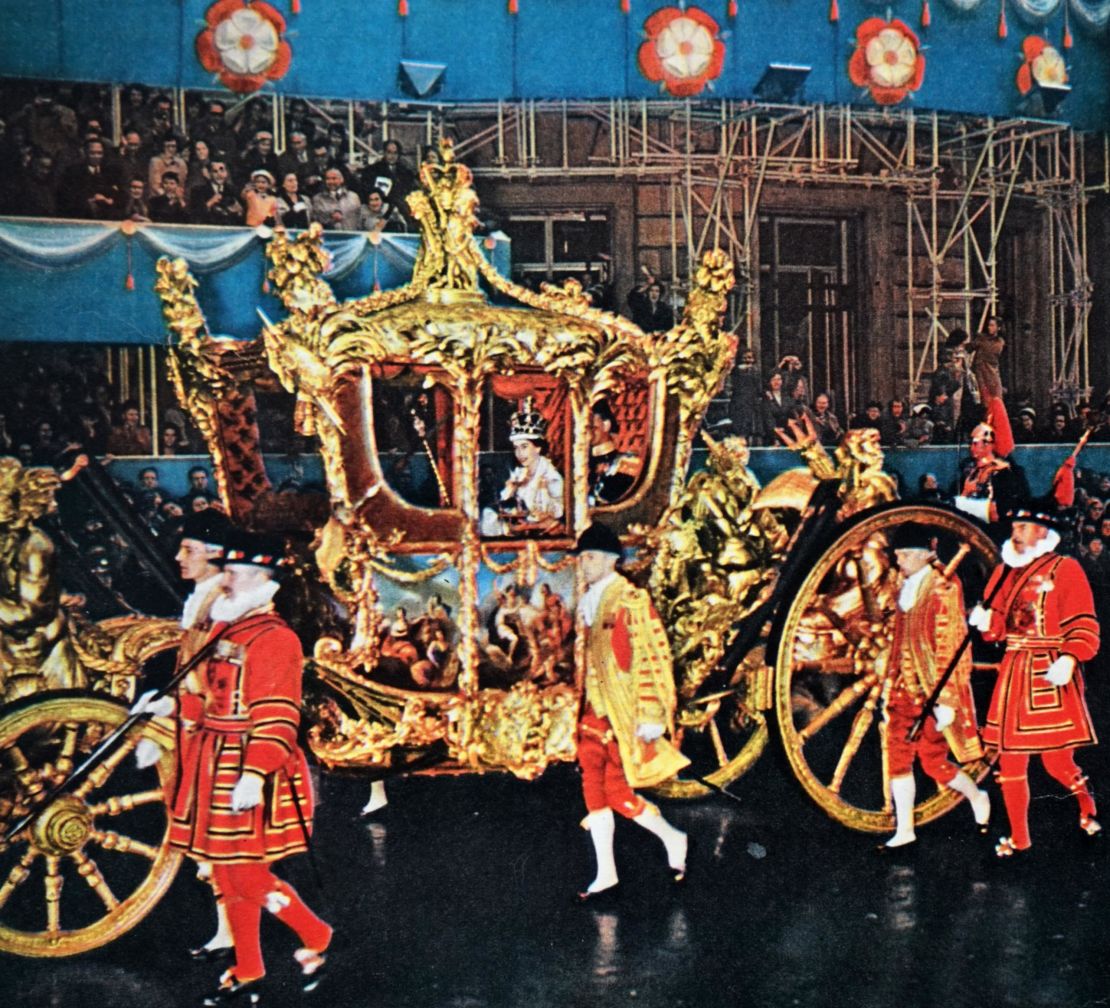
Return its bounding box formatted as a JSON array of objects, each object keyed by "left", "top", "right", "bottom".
[{"left": 1001, "top": 529, "right": 1060, "bottom": 568}]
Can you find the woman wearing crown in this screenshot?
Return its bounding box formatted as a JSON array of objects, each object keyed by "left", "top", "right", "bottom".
[{"left": 480, "top": 397, "right": 565, "bottom": 536}]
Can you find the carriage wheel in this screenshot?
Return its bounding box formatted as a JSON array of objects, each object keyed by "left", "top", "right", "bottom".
[
  {"left": 652, "top": 651, "right": 770, "bottom": 800},
  {"left": 773, "top": 504, "right": 999, "bottom": 832},
  {"left": 0, "top": 692, "right": 182, "bottom": 957}
]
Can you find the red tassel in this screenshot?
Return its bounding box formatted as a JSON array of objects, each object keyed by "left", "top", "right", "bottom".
[
  {"left": 998, "top": 2, "right": 1007, "bottom": 37},
  {"left": 373, "top": 280, "right": 382, "bottom": 293},
  {"left": 508, "top": 0, "right": 519, "bottom": 12},
  {"left": 125, "top": 273, "right": 134, "bottom": 292},
  {"left": 728, "top": 0, "right": 738, "bottom": 14},
  {"left": 263, "top": 277, "right": 271, "bottom": 293},
  {"left": 1063, "top": 14, "right": 1073, "bottom": 47},
  {"left": 398, "top": 0, "right": 408, "bottom": 15},
  {"left": 920, "top": 0, "right": 930, "bottom": 26},
  {"left": 291, "top": 0, "right": 300, "bottom": 12},
  {"left": 828, "top": 0, "right": 839, "bottom": 21},
  {"left": 621, "top": 0, "right": 630, "bottom": 12}
]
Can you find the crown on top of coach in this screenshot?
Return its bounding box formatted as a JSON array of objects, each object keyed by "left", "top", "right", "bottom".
[{"left": 509, "top": 396, "right": 547, "bottom": 443}]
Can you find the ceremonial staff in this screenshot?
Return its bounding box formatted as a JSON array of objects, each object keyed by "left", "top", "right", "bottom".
[{"left": 2, "top": 629, "right": 229, "bottom": 846}]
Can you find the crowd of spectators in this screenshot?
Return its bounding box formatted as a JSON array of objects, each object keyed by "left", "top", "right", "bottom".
[{"left": 0, "top": 82, "right": 416, "bottom": 233}]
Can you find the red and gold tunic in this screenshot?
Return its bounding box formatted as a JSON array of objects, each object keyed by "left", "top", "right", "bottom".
[
  {"left": 887, "top": 567, "right": 982, "bottom": 767},
  {"left": 169, "top": 609, "right": 313, "bottom": 863},
  {"left": 980, "top": 553, "right": 1099, "bottom": 753}
]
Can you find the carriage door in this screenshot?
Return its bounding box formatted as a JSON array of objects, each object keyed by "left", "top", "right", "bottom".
[{"left": 758, "top": 216, "right": 856, "bottom": 420}]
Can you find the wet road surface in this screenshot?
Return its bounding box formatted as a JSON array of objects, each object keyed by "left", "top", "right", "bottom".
[{"left": 7, "top": 681, "right": 1110, "bottom": 1008}]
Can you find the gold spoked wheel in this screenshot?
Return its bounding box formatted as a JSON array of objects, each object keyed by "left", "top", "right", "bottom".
[
  {"left": 774, "top": 504, "right": 999, "bottom": 832},
  {"left": 0, "top": 692, "right": 181, "bottom": 957},
  {"left": 652, "top": 650, "right": 771, "bottom": 800}
]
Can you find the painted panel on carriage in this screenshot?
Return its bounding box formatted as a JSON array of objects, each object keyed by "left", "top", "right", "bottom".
[
  {"left": 476, "top": 558, "right": 577, "bottom": 692},
  {"left": 1, "top": 0, "right": 1108, "bottom": 128}
]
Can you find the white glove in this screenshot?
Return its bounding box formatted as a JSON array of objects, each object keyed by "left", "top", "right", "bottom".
[
  {"left": 968, "top": 605, "right": 991, "bottom": 632},
  {"left": 1044, "top": 655, "right": 1076, "bottom": 687},
  {"left": 932, "top": 704, "right": 955, "bottom": 731},
  {"left": 636, "top": 723, "right": 665, "bottom": 743},
  {"left": 130, "top": 689, "right": 175, "bottom": 718},
  {"left": 134, "top": 738, "right": 163, "bottom": 769},
  {"left": 230, "top": 773, "right": 264, "bottom": 812},
  {"left": 954, "top": 496, "right": 992, "bottom": 523}
]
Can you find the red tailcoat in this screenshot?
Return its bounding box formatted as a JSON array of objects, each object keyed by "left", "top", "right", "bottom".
[
  {"left": 169, "top": 609, "right": 314, "bottom": 863},
  {"left": 980, "top": 553, "right": 1100, "bottom": 753}
]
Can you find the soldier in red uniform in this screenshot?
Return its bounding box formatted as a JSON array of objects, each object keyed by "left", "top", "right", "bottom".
[
  {"left": 574, "top": 522, "right": 690, "bottom": 903},
  {"left": 969, "top": 504, "right": 1101, "bottom": 857},
  {"left": 877, "top": 522, "right": 990, "bottom": 852},
  {"left": 151, "top": 530, "right": 330, "bottom": 1003}
]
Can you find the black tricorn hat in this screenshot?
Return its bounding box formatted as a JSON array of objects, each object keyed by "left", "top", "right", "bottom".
[
  {"left": 888, "top": 521, "right": 937, "bottom": 552},
  {"left": 573, "top": 522, "right": 623, "bottom": 556},
  {"left": 218, "top": 530, "right": 289, "bottom": 570},
  {"left": 179, "top": 509, "right": 231, "bottom": 551}
]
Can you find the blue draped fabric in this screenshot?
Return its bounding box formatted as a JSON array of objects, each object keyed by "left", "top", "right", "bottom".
[{"left": 0, "top": 218, "right": 510, "bottom": 344}]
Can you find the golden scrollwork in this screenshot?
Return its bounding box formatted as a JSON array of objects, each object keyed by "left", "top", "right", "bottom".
[{"left": 646, "top": 433, "right": 786, "bottom": 702}]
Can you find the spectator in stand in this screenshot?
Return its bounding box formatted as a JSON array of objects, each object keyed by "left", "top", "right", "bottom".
[
  {"left": 777, "top": 356, "right": 809, "bottom": 404},
  {"left": 144, "top": 94, "right": 175, "bottom": 149},
  {"left": 120, "top": 177, "right": 151, "bottom": 222},
  {"left": 185, "top": 138, "right": 215, "bottom": 193},
  {"left": 238, "top": 129, "right": 280, "bottom": 181},
  {"left": 160, "top": 423, "right": 181, "bottom": 456},
  {"left": 30, "top": 418, "right": 65, "bottom": 465},
  {"left": 113, "top": 129, "right": 147, "bottom": 182},
  {"left": 243, "top": 169, "right": 280, "bottom": 227},
  {"left": 312, "top": 167, "right": 361, "bottom": 230},
  {"left": 359, "top": 188, "right": 405, "bottom": 233},
  {"left": 1044, "top": 410, "right": 1072, "bottom": 443},
  {"left": 58, "top": 137, "right": 121, "bottom": 219},
  {"left": 1014, "top": 407, "right": 1037, "bottom": 443},
  {"left": 148, "top": 134, "right": 187, "bottom": 198},
  {"left": 628, "top": 276, "right": 675, "bottom": 333},
  {"left": 928, "top": 335, "right": 980, "bottom": 440},
  {"left": 192, "top": 99, "right": 237, "bottom": 161},
  {"left": 148, "top": 172, "right": 189, "bottom": 224},
  {"left": 806, "top": 391, "right": 843, "bottom": 447},
  {"left": 360, "top": 139, "right": 416, "bottom": 209},
  {"left": 762, "top": 370, "right": 795, "bottom": 441},
  {"left": 137, "top": 465, "right": 162, "bottom": 495},
  {"left": 903, "top": 403, "right": 934, "bottom": 447},
  {"left": 879, "top": 398, "right": 907, "bottom": 447},
  {"left": 728, "top": 347, "right": 764, "bottom": 445},
  {"left": 302, "top": 142, "right": 333, "bottom": 197},
  {"left": 19, "top": 153, "right": 58, "bottom": 217},
  {"left": 181, "top": 465, "right": 218, "bottom": 509},
  {"left": 324, "top": 123, "right": 350, "bottom": 177},
  {"left": 850, "top": 400, "right": 883, "bottom": 432},
  {"left": 971, "top": 316, "right": 1005, "bottom": 401},
  {"left": 277, "top": 131, "right": 312, "bottom": 183},
  {"left": 190, "top": 160, "right": 242, "bottom": 226},
  {"left": 1079, "top": 498, "right": 1105, "bottom": 541},
  {"left": 276, "top": 172, "right": 312, "bottom": 229},
  {"left": 16, "top": 92, "right": 78, "bottom": 160},
  {"left": 106, "top": 400, "right": 152, "bottom": 455}
]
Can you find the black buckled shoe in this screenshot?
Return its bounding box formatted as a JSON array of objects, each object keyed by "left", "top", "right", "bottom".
[
  {"left": 574, "top": 883, "right": 621, "bottom": 906},
  {"left": 201, "top": 973, "right": 262, "bottom": 1005},
  {"left": 294, "top": 948, "right": 328, "bottom": 993},
  {"left": 189, "top": 944, "right": 234, "bottom": 963}
]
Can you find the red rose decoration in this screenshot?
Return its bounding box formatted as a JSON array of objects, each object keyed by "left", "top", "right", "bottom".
[
  {"left": 196, "top": 0, "right": 293, "bottom": 94},
  {"left": 848, "top": 17, "right": 925, "bottom": 106},
  {"left": 638, "top": 6, "right": 726, "bottom": 98},
  {"left": 1016, "top": 36, "right": 1068, "bottom": 95}
]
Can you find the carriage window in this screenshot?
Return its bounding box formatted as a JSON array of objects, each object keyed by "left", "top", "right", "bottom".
[
  {"left": 372, "top": 370, "right": 454, "bottom": 509},
  {"left": 587, "top": 384, "right": 650, "bottom": 508},
  {"left": 478, "top": 382, "right": 569, "bottom": 539}
]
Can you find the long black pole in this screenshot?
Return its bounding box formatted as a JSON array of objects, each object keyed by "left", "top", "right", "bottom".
[
  {"left": 3, "top": 630, "right": 227, "bottom": 846},
  {"left": 906, "top": 565, "right": 1010, "bottom": 742}
]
